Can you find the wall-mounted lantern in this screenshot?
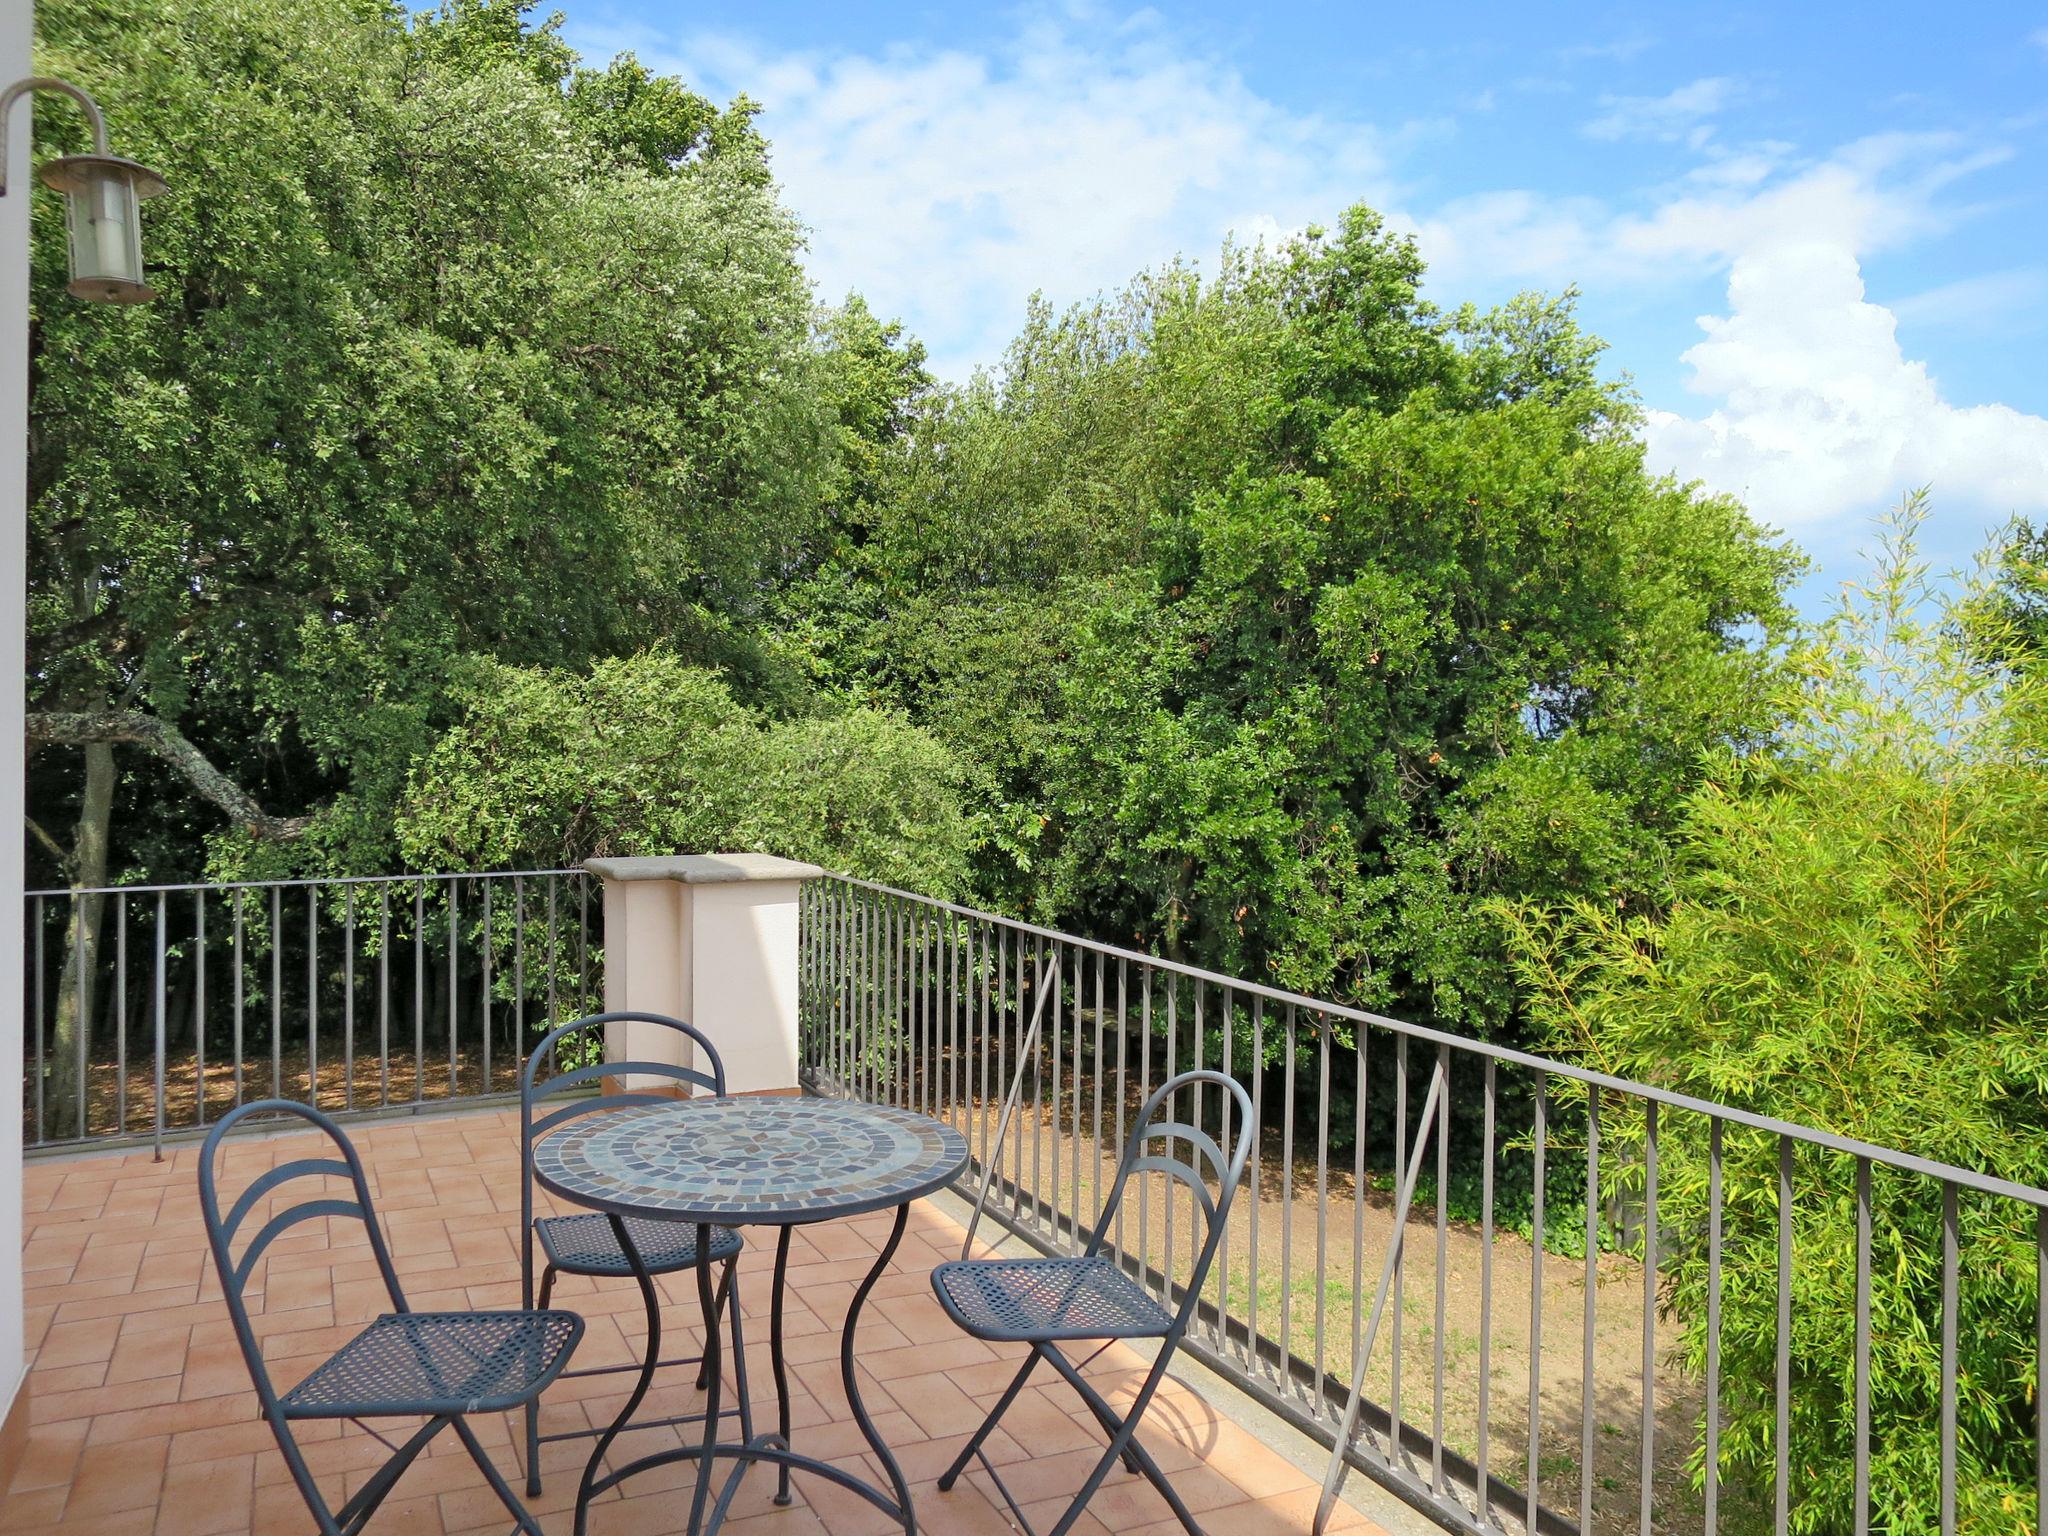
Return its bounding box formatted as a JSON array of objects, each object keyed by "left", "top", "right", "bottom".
[{"left": 1, "top": 75, "right": 166, "bottom": 303}]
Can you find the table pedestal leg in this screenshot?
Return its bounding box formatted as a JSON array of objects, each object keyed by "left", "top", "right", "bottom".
[
  {"left": 687, "top": 1221, "right": 723, "bottom": 1536},
  {"left": 771, "top": 1226, "right": 794, "bottom": 1505},
  {"left": 843, "top": 1203, "right": 917, "bottom": 1533},
  {"left": 575, "top": 1214, "right": 662, "bottom": 1536}
]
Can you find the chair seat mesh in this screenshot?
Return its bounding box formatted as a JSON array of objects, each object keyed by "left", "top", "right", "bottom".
[
  {"left": 931, "top": 1256, "right": 1174, "bottom": 1342},
  {"left": 281, "top": 1311, "right": 581, "bottom": 1418},
  {"left": 535, "top": 1212, "right": 743, "bottom": 1277}
]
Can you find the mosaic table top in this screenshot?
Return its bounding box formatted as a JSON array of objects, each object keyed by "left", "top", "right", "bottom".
[{"left": 531, "top": 1096, "right": 969, "bottom": 1225}]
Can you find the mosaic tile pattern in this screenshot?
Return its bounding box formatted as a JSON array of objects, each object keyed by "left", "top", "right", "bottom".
[{"left": 532, "top": 1097, "right": 968, "bottom": 1224}]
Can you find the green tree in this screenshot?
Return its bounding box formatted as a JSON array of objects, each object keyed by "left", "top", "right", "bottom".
[
  {"left": 26, "top": 0, "right": 828, "bottom": 1131},
  {"left": 1501, "top": 503, "right": 2048, "bottom": 1531},
  {"left": 812, "top": 210, "right": 1799, "bottom": 1044}
]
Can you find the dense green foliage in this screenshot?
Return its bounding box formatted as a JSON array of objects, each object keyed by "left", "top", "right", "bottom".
[
  {"left": 26, "top": 0, "right": 848, "bottom": 882},
  {"left": 396, "top": 651, "right": 970, "bottom": 896},
  {"left": 1503, "top": 508, "right": 2048, "bottom": 1530},
  {"left": 787, "top": 218, "right": 1800, "bottom": 1044}
]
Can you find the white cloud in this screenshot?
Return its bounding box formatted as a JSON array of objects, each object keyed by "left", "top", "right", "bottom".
[
  {"left": 1583, "top": 77, "right": 1738, "bottom": 144},
  {"left": 559, "top": 7, "right": 2046, "bottom": 554},
  {"left": 593, "top": 16, "right": 1395, "bottom": 380},
  {"left": 2032, "top": 26, "right": 2048, "bottom": 54},
  {"left": 1641, "top": 242, "right": 2048, "bottom": 527},
  {"left": 1891, "top": 267, "right": 2048, "bottom": 331}
]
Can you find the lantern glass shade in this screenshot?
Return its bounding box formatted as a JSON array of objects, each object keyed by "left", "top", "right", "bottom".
[{"left": 39, "top": 153, "right": 167, "bottom": 304}]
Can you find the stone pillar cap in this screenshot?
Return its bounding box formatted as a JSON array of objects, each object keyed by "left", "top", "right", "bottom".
[{"left": 583, "top": 853, "right": 826, "bottom": 885}]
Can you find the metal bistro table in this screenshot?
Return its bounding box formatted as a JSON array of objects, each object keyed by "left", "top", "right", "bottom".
[{"left": 530, "top": 1095, "right": 969, "bottom": 1535}]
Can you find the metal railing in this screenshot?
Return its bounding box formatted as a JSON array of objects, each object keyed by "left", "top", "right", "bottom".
[
  {"left": 23, "top": 869, "right": 599, "bottom": 1155},
  {"left": 797, "top": 872, "right": 2048, "bottom": 1536}
]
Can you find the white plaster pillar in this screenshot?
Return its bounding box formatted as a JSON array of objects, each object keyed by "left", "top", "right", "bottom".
[
  {"left": 585, "top": 854, "right": 822, "bottom": 1097},
  {"left": 1, "top": 0, "right": 36, "bottom": 1481}
]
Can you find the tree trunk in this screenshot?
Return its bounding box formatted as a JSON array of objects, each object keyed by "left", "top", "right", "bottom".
[{"left": 47, "top": 737, "right": 115, "bottom": 1139}]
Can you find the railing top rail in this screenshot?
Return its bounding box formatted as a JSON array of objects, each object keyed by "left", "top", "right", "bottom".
[
  {"left": 26, "top": 868, "right": 585, "bottom": 900},
  {"left": 817, "top": 870, "right": 2048, "bottom": 1210}
]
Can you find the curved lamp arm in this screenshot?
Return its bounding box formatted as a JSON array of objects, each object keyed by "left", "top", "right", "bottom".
[{"left": 0, "top": 76, "right": 112, "bottom": 197}]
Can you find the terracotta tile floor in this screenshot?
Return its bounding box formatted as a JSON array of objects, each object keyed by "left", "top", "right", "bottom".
[{"left": 6, "top": 1107, "right": 1387, "bottom": 1536}]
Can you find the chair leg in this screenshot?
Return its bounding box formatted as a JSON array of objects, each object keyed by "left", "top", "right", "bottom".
[
  {"left": 725, "top": 1255, "right": 755, "bottom": 1443},
  {"left": 937, "top": 1349, "right": 1040, "bottom": 1491},
  {"left": 1044, "top": 1342, "right": 1142, "bottom": 1475},
  {"left": 1042, "top": 1348, "right": 1201, "bottom": 1536},
  {"left": 452, "top": 1414, "right": 547, "bottom": 1536},
  {"left": 525, "top": 1265, "right": 558, "bottom": 1496}
]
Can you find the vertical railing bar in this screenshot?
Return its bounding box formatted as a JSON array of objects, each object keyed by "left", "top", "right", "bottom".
[
  {"left": 1433, "top": 1041, "right": 1449, "bottom": 1495},
  {"left": 412, "top": 880, "right": 424, "bottom": 1105},
  {"left": 1034, "top": 932, "right": 1047, "bottom": 1233},
  {"left": 998, "top": 924, "right": 1012, "bottom": 1212},
  {"left": 1478, "top": 1057, "right": 1495, "bottom": 1522},
  {"left": 226, "top": 890, "right": 239, "bottom": 1111},
  {"left": 1219, "top": 984, "right": 1235, "bottom": 1357},
  {"left": 513, "top": 874, "right": 526, "bottom": 1068},
  {"left": 307, "top": 885, "right": 319, "bottom": 1108},
  {"left": 1071, "top": 946, "right": 1086, "bottom": 1243},
  {"left": 1582, "top": 1093, "right": 1600, "bottom": 1536},
  {"left": 1279, "top": 1002, "right": 1295, "bottom": 1406},
  {"left": 1351, "top": 1023, "right": 1366, "bottom": 1429},
  {"left": 1161, "top": 974, "right": 1178, "bottom": 1295},
  {"left": 32, "top": 895, "right": 44, "bottom": 1144},
  {"left": 577, "top": 872, "right": 589, "bottom": 1014},
  {"left": 955, "top": 914, "right": 968, "bottom": 1138},
  {"left": 1139, "top": 964, "right": 1154, "bottom": 1289},
  {"left": 1939, "top": 1180, "right": 1957, "bottom": 1536},
  {"left": 546, "top": 874, "right": 559, "bottom": 1039},
  {"left": 481, "top": 881, "right": 493, "bottom": 1097},
  {"left": 152, "top": 890, "right": 167, "bottom": 1158},
  {"left": 1314, "top": 1012, "right": 1330, "bottom": 1416},
  {"left": 1640, "top": 1099, "right": 1658, "bottom": 1536},
  {"left": 1392, "top": 1031, "right": 1406, "bottom": 1454},
  {"left": 1526, "top": 1069, "right": 1547, "bottom": 1536},
  {"left": 119, "top": 894, "right": 130, "bottom": 1131},
  {"left": 1247, "top": 994, "right": 1263, "bottom": 1380},
  {"left": 1853, "top": 1156, "right": 1871, "bottom": 1536},
  {"left": 1093, "top": 951, "right": 1105, "bottom": 1257},
  {"left": 446, "top": 876, "right": 459, "bottom": 1096},
  {"left": 1049, "top": 933, "right": 1064, "bottom": 1240},
  {"left": 981, "top": 918, "right": 995, "bottom": 1177},
  {"left": 272, "top": 884, "right": 283, "bottom": 1101},
  {"left": 1706, "top": 1117, "right": 1723, "bottom": 1536},
  {"left": 344, "top": 888, "right": 356, "bottom": 1112},
  {"left": 75, "top": 899, "right": 89, "bottom": 1136},
  {"left": 913, "top": 900, "right": 923, "bottom": 1115},
  {"left": 192, "top": 891, "right": 206, "bottom": 1128},
  {"left": 1775, "top": 1134, "right": 1792, "bottom": 1536},
  {"left": 377, "top": 885, "right": 390, "bottom": 1108}
]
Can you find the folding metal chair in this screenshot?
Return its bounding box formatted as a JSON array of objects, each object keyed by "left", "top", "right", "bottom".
[
  {"left": 519, "top": 1009, "right": 752, "bottom": 1495},
  {"left": 931, "top": 1067, "right": 1256, "bottom": 1536},
  {"left": 197, "top": 1100, "right": 581, "bottom": 1536}
]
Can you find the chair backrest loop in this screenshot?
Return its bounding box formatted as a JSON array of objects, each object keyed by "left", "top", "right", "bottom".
[
  {"left": 1087, "top": 1069, "right": 1256, "bottom": 1328},
  {"left": 519, "top": 1011, "right": 733, "bottom": 1302},
  {"left": 198, "top": 1100, "right": 410, "bottom": 1409}
]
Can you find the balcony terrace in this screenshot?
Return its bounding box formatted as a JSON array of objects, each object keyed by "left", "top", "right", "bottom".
[
  {"left": 11, "top": 860, "right": 2048, "bottom": 1536},
  {"left": 6, "top": 1105, "right": 1383, "bottom": 1536}
]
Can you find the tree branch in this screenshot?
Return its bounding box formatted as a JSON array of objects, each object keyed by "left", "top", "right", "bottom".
[
  {"left": 28, "top": 710, "right": 315, "bottom": 842},
  {"left": 24, "top": 814, "right": 72, "bottom": 875}
]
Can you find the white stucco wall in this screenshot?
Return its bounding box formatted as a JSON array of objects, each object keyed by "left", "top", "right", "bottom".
[{"left": 1, "top": 0, "right": 36, "bottom": 1432}]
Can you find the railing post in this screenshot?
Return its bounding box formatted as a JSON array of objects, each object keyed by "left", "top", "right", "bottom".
[{"left": 583, "top": 854, "right": 823, "bottom": 1096}]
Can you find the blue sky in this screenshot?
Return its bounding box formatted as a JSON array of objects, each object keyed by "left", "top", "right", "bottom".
[{"left": 554, "top": 1, "right": 2048, "bottom": 608}]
